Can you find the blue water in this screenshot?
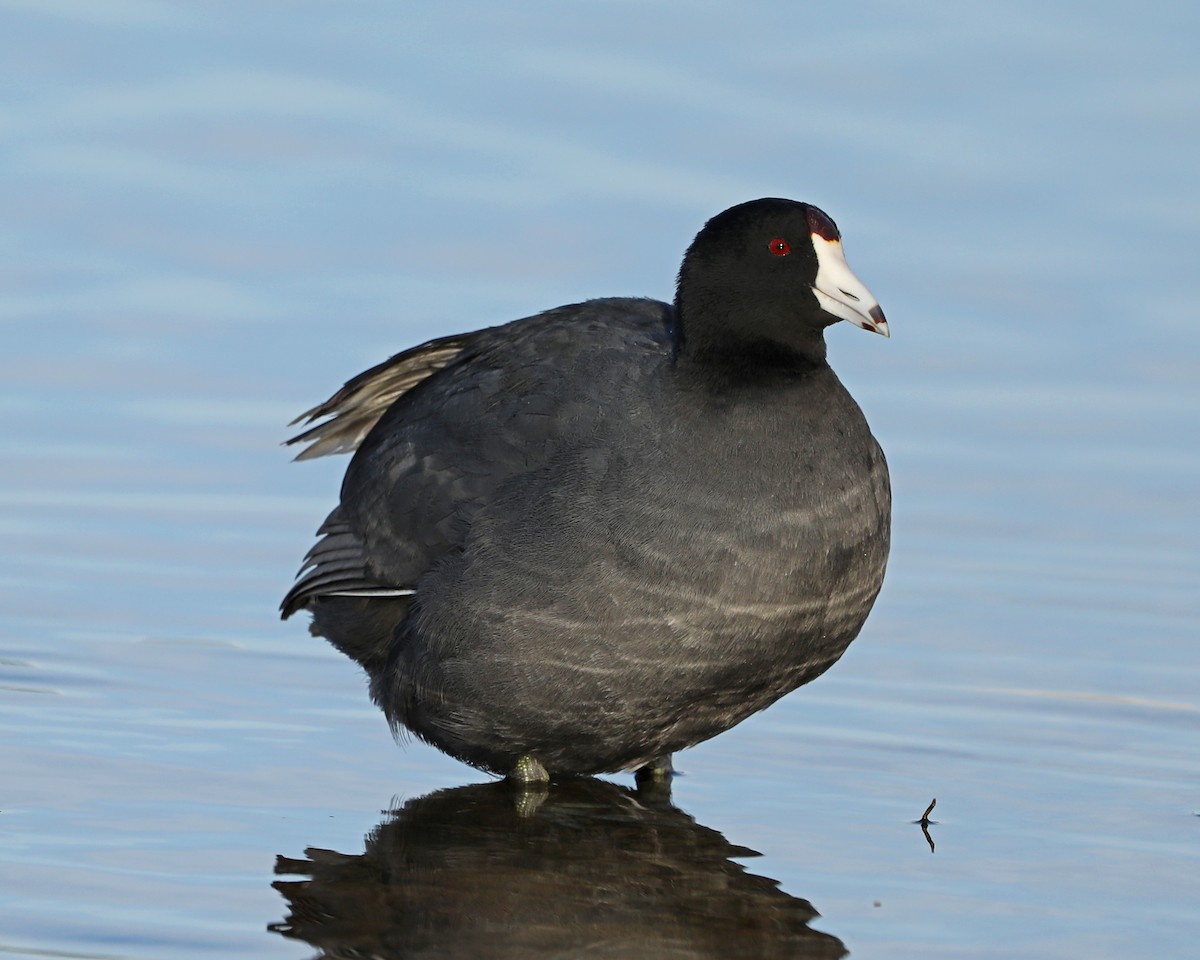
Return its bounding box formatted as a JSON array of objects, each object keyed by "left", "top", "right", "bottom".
[{"left": 2, "top": 2, "right": 1198, "bottom": 957}]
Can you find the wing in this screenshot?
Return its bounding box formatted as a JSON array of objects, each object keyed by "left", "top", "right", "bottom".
[
  {"left": 282, "top": 297, "right": 674, "bottom": 618},
  {"left": 280, "top": 507, "right": 415, "bottom": 619},
  {"left": 286, "top": 332, "right": 472, "bottom": 461}
]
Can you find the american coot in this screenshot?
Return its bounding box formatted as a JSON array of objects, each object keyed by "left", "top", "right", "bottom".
[{"left": 283, "top": 198, "right": 891, "bottom": 783}]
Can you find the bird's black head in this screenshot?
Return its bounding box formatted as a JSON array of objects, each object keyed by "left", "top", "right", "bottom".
[{"left": 675, "top": 198, "right": 887, "bottom": 369}]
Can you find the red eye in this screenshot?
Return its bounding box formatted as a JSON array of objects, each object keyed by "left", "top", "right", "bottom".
[{"left": 768, "top": 237, "right": 790, "bottom": 256}]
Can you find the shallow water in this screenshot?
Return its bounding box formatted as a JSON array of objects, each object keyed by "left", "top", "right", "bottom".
[{"left": 2, "top": 2, "right": 1198, "bottom": 958}]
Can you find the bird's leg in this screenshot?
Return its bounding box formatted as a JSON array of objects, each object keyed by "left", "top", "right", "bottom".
[
  {"left": 505, "top": 755, "right": 551, "bottom": 816},
  {"left": 635, "top": 755, "right": 674, "bottom": 784},
  {"left": 634, "top": 755, "right": 675, "bottom": 802},
  {"left": 509, "top": 754, "right": 550, "bottom": 785}
]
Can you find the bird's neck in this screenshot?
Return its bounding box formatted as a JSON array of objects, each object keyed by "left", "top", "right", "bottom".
[{"left": 673, "top": 301, "right": 830, "bottom": 382}]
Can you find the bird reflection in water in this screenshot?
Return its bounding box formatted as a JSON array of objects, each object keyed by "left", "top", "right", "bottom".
[{"left": 270, "top": 777, "right": 846, "bottom": 959}]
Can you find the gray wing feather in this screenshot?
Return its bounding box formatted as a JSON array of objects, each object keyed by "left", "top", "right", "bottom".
[
  {"left": 286, "top": 333, "right": 470, "bottom": 460},
  {"left": 281, "top": 333, "right": 473, "bottom": 616},
  {"left": 282, "top": 299, "right": 674, "bottom": 618}
]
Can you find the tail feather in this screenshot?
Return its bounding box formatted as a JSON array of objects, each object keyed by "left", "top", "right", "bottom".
[{"left": 308, "top": 595, "right": 413, "bottom": 674}]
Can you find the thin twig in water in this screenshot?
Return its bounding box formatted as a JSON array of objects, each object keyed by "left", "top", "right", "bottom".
[{"left": 913, "top": 798, "right": 937, "bottom": 854}]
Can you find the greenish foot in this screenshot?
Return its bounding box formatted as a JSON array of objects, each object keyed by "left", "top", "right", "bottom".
[
  {"left": 634, "top": 755, "right": 674, "bottom": 784},
  {"left": 508, "top": 754, "right": 550, "bottom": 785}
]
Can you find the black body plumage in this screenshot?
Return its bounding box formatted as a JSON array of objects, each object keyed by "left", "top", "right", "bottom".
[{"left": 283, "top": 198, "right": 891, "bottom": 779}]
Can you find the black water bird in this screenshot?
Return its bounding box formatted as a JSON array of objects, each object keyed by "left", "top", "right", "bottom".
[{"left": 282, "top": 198, "right": 891, "bottom": 783}]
